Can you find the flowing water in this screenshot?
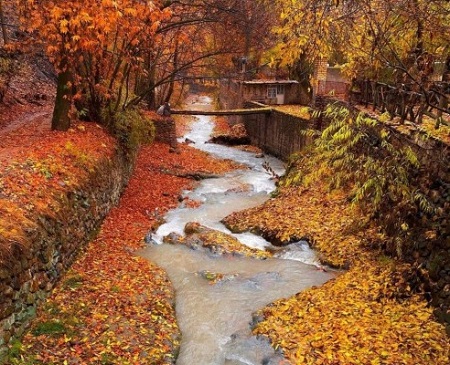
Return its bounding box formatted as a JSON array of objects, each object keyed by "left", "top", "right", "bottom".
[{"left": 138, "top": 95, "right": 334, "bottom": 365}]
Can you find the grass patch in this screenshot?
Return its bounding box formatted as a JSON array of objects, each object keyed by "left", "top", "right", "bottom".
[
  {"left": 63, "top": 275, "right": 84, "bottom": 290},
  {"left": 5, "top": 339, "right": 41, "bottom": 365},
  {"left": 31, "top": 321, "right": 66, "bottom": 337}
]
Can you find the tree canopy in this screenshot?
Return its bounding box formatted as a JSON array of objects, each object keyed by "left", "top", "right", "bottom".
[
  {"left": 13, "top": 0, "right": 276, "bottom": 130},
  {"left": 271, "top": 0, "right": 450, "bottom": 85},
  {"left": 5, "top": 0, "right": 450, "bottom": 129}
]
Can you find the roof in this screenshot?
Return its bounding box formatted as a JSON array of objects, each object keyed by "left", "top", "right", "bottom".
[{"left": 240, "top": 80, "right": 299, "bottom": 85}]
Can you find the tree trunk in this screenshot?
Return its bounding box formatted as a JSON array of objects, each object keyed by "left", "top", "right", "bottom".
[
  {"left": 145, "top": 64, "right": 157, "bottom": 109},
  {"left": 291, "top": 56, "right": 313, "bottom": 105},
  {"left": 0, "top": 0, "right": 8, "bottom": 45},
  {"left": 51, "top": 67, "right": 72, "bottom": 131},
  {"left": 138, "top": 51, "right": 156, "bottom": 109},
  {"left": 164, "top": 42, "right": 178, "bottom": 102}
]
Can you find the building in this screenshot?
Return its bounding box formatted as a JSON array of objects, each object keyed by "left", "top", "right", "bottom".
[
  {"left": 219, "top": 79, "right": 301, "bottom": 108},
  {"left": 238, "top": 80, "right": 300, "bottom": 105}
]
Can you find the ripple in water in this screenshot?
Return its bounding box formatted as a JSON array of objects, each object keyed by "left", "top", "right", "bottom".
[{"left": 139, "top": 244, "right": 333, "bottom": 365}]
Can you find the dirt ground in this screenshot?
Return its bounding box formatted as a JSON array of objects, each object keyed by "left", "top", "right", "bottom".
[{"left": 0, "top": 51, "right": 56, "bottom": 162}]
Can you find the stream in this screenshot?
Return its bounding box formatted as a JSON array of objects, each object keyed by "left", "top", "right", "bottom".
[{"left": 138, "top": 95, "right": 334, "bottom": 365}]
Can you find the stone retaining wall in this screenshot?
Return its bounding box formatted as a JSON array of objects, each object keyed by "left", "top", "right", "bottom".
[
  {"left": 241, "top": 95, "right": 449, "bottom": 332},
  {"left": 0, "top": 150, "right": 133, "bottom": 357},
  {"left": 153, "top": 116, "right": 178, "bottom": 149},
  {"left": 242, "top": 102, "right": 312, "bottom": 161}
]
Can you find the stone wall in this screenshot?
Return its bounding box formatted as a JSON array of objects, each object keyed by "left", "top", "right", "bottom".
[
  {"left": 242, "top": 102, "right": 311, "bottom": 161},
  {"left": 0, "top": 150, "right": 133, "bottom": 356},
  {"left": 153, "top": 116, "right": 178, "bottom": 149}
]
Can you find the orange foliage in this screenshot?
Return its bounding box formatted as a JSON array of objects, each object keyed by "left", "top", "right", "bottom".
[
  {"left": 0, "top": 116, "right": 116, "bottom": 262},
  {"left": 9, "top": 126, "right": 239, "bottom": 363},
  {"left": 0, "top": 120, "right": 115, "bottom": 216},
  {"left": 16, "top": 0, "right": 171, "bottom": 116}
]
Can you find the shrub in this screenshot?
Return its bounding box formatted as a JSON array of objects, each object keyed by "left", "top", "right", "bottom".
[
  {"left": 111, "top": 108, "right": 155, "bottom": 152},
  {"left": 282, "top": 103, "right": 435, "bottom": 258}
]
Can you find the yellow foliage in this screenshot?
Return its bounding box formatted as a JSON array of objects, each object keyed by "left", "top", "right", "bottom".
[
  {"left": 254, "top": 263, "right": 449, "bottom": 364},
  {"left": 225, "top": 181, "right": 449, "bottom": 364},
  {"left": 270, "top": 0, "right": 450, "bottom": 81}
]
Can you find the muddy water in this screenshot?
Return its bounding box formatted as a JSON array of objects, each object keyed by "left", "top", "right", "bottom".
[
  {"left": 139, "top": 244, "right": 332, "bottom": 365},
  {"left": 138, "top": 95, "right": 334, "bottom": 364}
]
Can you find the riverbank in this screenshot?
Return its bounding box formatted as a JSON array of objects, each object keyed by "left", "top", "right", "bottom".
[
  {"left": 224, "top": 182, "right": 450, "bottom": 364},
  {"left": 2, "top": 113, "right": 240, "bottom": 363},
  {"left": 2, "top": 95, "right": 448, "bottom": 364}
]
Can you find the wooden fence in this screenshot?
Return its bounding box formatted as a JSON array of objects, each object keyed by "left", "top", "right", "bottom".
[{"left": 350, "top": 80, "right": 449, "bottom": 125}]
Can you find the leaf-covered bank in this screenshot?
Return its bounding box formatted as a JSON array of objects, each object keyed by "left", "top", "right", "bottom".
[
  {"left": 225, "top": 183, "right": 449, "bottom": 364},
  {"left": 224, "top": 106, "right": 449, "bottom": 364},
  {"left": 4, "top": 123, "right": 240, "bottom": 364},
  {"left": 0, "top": 116, "right": 131, "bottom": 358}
]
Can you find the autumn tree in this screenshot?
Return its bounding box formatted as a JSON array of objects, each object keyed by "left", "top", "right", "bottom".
[
  {"left": 129, "top": 0, "right": 227, "bottom": 107},
  {"left": 18, "top": 0, "right": 171, "bottom": 130},
  {"left": 17, "top": 0, "right": 277, "bottom": 129},
  {"left": 205, "top": 0, "right": 278, "bottom": 79},
  {"left": 271, "top": 0, "right": 450, "bottom": 105},
  {"left": 216, "top": 0, "right": 276, "bottom": 78},
  {"left": 124, "top": 0, "right": 276, "bottom": 108}
]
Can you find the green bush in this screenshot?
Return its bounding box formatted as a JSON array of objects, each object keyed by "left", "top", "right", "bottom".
[
  {"left": 111, "top": 108, "right": 155, "bottom": 152},
  {"left": 282, "top": 103, "right": 434, "bottom": 258},
  {"left": 31, "top": 321, "right": 66, "bottom": 337}
]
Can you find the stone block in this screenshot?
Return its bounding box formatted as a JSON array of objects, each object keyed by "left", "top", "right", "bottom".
[
  {"left": 0, "top": 301, "right": 14, "bottom": 319},
  {"left": 0, "top": 268, "right": 10, "bottom": 280}
]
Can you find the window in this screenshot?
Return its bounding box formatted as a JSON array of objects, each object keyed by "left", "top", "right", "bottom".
[
  {"left": 267, "top": 86, "right": 277, "bottom": 98},
  {"left": 267, "top": 85, "right": 285, "bottom": 98}
]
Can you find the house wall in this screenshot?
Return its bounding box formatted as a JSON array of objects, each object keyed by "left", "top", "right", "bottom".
[
  {"left": 242, "top": 84, "right": 265, "bottom": 103},
  {"left": 218, "top": 80, "right": 301, "bottom": 108},
  {"left": 285, "top": 84, "right": 302, "bottom": 104},
  {"left": 243, "top": 84, "right": 301, "bottom": 105}
]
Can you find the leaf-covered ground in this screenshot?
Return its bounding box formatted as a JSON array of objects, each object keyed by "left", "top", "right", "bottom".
[
  {"left": 0, "top": 116, "right": 117, "bottom": 260},
  {"left": 2, "top": 104, "right": 449, "bottom": 364},
  {"left": 1, "top": 115, "right": 240, "bottom": 364},
  {"left": 224, "top": 183, "right": 450, "bottom": 364}
]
